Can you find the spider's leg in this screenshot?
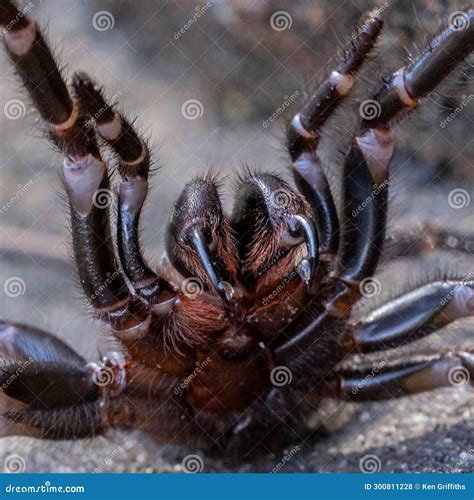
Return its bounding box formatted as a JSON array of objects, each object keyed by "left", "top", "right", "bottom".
[
  {"left": 0, "top": 321, "right": 193, "bottom": 442},
  {"left": 334, "top": 350, "right": 473, "bottom": 401},
  {"left": 71, "top": 73, "right": 174, "bottom": 305},
  {"left": 382, "top": 223, "right": 474, "bottom": 261},
  {"left": 343, "top": 278, "right": 474, "bottom": 353},
  {"left": 338, "top": 8, "right": 473, "bottom": 287},
  {"left": 272, "top": 10, "right": 474, "bottom": 361},
  {"left": 0, "top": 2, "right": 151, "bottom": 340},
  {"left": 0, "top": 320, "right": 101, "bottom": 438},
  {"left": 288, "top": 11, "right": 383, "bottom": 256}
]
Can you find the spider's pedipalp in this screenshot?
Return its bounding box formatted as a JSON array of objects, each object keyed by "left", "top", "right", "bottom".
[
  {"left": 166, "top": 176, "right": 239, "bottom": 302},
  {"left": 288, "top": 10, "right": 384, "bottom": 256},
  {"left": 232, "top": 172, "right": 315, "bottom": 290}
]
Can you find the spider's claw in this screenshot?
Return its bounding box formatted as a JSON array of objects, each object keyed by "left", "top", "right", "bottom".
[{"left": 286, "top": 214, "right": 319, "bottom": 285}]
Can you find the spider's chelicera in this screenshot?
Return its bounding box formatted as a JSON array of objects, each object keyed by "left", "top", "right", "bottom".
[{"left": 0, "top": 1, "right": 473, "bottom": 454}]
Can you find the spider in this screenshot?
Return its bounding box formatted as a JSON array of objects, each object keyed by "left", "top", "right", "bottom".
[{"left": 0, "top": 0, "right": 473, "bottom": 456}]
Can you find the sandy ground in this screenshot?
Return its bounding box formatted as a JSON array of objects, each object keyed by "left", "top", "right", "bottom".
[{"left": 0, "top": 0, "right": 473, "bottom": 473}]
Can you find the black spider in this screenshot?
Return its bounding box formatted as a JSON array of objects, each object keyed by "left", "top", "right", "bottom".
[{"left": 0, "top": 0, "right": 473, "bottom": 455}]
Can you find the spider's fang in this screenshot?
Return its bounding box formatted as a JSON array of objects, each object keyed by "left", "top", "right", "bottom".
[
  {"left": 285, "top": 214, "right": 319, "bottom": 285},
  {"left": 189, "top": 226, "right": 232, "bottom": 302}
]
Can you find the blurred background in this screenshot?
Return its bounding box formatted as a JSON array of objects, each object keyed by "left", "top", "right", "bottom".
[{"left": 0, "top": 0, "right": 473, "bottom": 473}]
